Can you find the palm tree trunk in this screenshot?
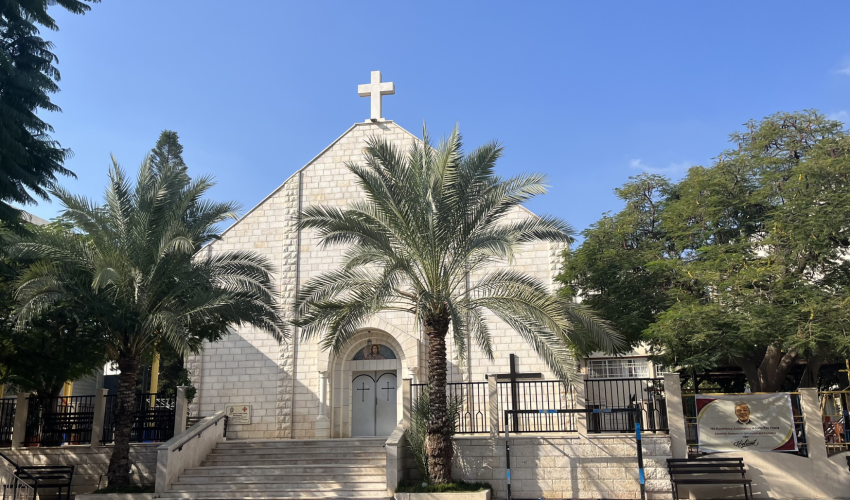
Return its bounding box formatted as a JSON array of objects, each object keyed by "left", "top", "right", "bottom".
[
  {"left": 424, "top": 315, "right": 452, "bottom": 484},
  {"left": 106, "top": 352, "right": 141, "bottom": 488}
]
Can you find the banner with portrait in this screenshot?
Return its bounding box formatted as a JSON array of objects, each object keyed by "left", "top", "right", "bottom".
[{"left": 696, "top": 393, "right": 797, "bottom": 453}]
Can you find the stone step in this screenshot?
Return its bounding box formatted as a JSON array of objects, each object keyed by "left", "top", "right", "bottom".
[
  {"left": 182, "top": 465, "right": 386, "bottom": 476},
  {"left": 159, "top": 490, "right": 389, "bottom": 499},
  {"left": 176, "top": 475, "right": 386, "bottom": 484},
  {"left": 209, "top": 447, "right": 386, "bottom": 456},
  {"left": 217, "top": 438, "right": 385, "bottom": 448},
  {"left": 201, "top": 457, "right": 386, "bottom": 467},
  {"left": 170, "top": 483, "right": 387, "bottom": 492}
]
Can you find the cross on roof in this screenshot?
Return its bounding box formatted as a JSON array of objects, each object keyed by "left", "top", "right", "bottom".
[{"left": 358, "top": 71, "right": 394, "bottom": 122}]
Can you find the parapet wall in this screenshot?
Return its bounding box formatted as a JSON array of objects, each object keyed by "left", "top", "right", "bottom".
[
  {"left": 2, "top": 444, "right": 158, "bottom": 498},
  {"left": 403, "top": 434, "right": 673, "bottom": 500}
]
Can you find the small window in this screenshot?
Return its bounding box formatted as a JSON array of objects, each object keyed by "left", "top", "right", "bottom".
[{"left": 587, "top": 359, "right": 648, "bottom": 379}]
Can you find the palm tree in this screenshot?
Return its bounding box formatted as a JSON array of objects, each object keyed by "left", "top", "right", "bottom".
[
  {"left": 296, "top": 127, "right": 622, "bottom": 483},
  {"left": 12, "top": 158, "right": 284, "bottom": 487}
]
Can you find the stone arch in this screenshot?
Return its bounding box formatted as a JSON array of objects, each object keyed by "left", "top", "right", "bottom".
[{"left": 323, "top": 326, "right": 417, "bottom": 438}]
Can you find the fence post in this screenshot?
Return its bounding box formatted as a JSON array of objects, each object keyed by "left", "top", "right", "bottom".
[
  {"left": 174, "top": 387, "right": 188, "bottom": 435},
  {"left": 663, "top": 373, "right": 687, "bottom": 458},
  {"left": 575, "top": 374, "right": 588, "bottom": 436},
  {"left": 90, "top": 388, "right": 108, "bottom": 448},
  {"left": 487, "top": 374, "right": 498, "bottom": 438},
  {"left": 799, "top": 387, "right": 826, "bottom": 460},
  {"left": 11, "top": 393, "right": 30, "bottom": 449},
  {"left": 402, "top": 379, "right": 411, "bottom": 429}
]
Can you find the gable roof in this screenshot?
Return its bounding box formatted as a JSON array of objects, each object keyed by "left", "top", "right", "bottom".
[{"left": 218, "top": 120, "right": 420, "bottom": 239}]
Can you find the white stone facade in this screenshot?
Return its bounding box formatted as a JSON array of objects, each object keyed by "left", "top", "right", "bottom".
[{"left": 188, "top": 120, "right": 567, "bottom": 439}]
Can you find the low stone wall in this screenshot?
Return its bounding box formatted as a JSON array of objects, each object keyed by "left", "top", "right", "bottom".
[
  {"left": 2, "top": 444, "right": 158, "bottom": 499},
  {"left": 676, "top": 450, "right": 850, "bottom": 500},
  {"left": 403, "top": 434, "right": 673, "bottom": 500}
]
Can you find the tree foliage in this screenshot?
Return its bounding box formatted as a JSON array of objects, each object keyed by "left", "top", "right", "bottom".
[
  {"left": 0, "top": 1, "right": 97, "bottom": 225},
  {"left": 560, "top": 110, "right": 850, "bottom": 391},
  {"left": 296, "top": 126, "right": 622, "bottom": 483},
  {"left": 9, "top": 155, "right": 284, "bottom": 486},
  {"left": 0, "top": 223, "right": 105, "bottom": 396}
]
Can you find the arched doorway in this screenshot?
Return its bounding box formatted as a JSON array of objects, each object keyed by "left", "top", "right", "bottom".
[{"left": 326, "top": 330, "right": 409, "bottom": 438}]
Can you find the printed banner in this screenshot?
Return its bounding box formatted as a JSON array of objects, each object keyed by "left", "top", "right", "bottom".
[{"left": 696, "top": 393, "right": 797, "bottom": 453}]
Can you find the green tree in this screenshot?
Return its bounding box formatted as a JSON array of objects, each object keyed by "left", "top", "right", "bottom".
[
  {"left": 652, "top": 110, "right": 850, "bottom": 391},
  {"left": 11, "top": 157, "right": 284, "bottom": 487},
  {"left": 0, "top": 1, "right": 97, "bottom": 225},
  {"left": 150, "top": 130, "right": 186, "bottom": 172},
  {"left": 0, "top": 222, "right": 106, "bottom": 396},
  {"left": 558, "top": 174, "right": 677, "bottom": 347},
  {"left": 295, "top": 128, "right": 622, "bottom": 483},
  {"left": 563, "top": 110, "right": 850, "bottom": 391}
]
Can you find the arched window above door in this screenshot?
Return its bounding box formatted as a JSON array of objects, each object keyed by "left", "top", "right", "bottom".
[{"left": 352, "top": 342, "right": 396, "bottom": 360}]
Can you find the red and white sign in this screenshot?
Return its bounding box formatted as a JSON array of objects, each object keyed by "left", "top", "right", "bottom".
[{"left": 225, "top": 404, "right": 252, "bottom": 425}]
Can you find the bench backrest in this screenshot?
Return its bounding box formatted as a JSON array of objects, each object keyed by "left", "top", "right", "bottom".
[
  {"left": 667, "top": 458, "right": 746, "bottom": 475},
  {"left": 18, "top": 465, "right": 74, "bottom": 485}
]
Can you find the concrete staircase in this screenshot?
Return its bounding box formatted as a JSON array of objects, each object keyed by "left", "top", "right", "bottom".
[{"left": 160, "top": 438, "right": 390, "bottom": 500}]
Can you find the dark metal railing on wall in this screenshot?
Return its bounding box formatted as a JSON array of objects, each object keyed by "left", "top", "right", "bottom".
[
  {"left": 18, "top": 393, "right": 175, "bottom": 447},
  {"left": 101, "top": 393, "right": 175, "bottom": 444},
  {"left": 411, "top": 382, "right": 490, "bottom": 434},
  {"left": 24, "top": 396, "right": 95, "bottom": 446},
  {"left": 498, "top": 380, "right": 578, "bottom": 433},
  {"left": 411, "top": 377, "right": 668, "bottom": 435},
  {"left": 0, "top": 399, "right": 16, "bottom": 447},
  {"left": 584, "top": 378, "right": 667, "bottom": 433}
]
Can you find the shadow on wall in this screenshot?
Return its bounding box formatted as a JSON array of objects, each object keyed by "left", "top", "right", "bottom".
[
  {"left": 680, "top": 451, "right": 850, "bottom": 499},
  {"left": 197, "top": 331, "right": 284, "bottom": 439}
]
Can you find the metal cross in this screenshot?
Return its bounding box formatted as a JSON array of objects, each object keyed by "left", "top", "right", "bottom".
[
  {"left": 356, "top": 382, "right": 370, "bottom": 403},
  {"left": 489, "top": 354, "right": 543, "bottom": 432},
  {"left": 358, "top": 71, "right": 395, "bottom": 121},
  {"left": 380, "top": 380, "right": 395, "bottom": 401}
]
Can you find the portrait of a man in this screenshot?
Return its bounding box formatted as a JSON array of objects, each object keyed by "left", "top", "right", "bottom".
[
  {"left": 363, "top": 344, "right": 386, "bottom": 360},
  {"left": 735, "top": 402, "right": 754, "bottom": 425}
]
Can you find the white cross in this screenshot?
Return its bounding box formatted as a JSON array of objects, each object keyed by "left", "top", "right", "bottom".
[{"left": 358, "top": 71, "right": 395, "bottom": 121}]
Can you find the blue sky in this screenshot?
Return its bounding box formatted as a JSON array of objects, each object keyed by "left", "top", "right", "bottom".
[{"left": 25, "top": 1, "right": 850, "bottom": 235}]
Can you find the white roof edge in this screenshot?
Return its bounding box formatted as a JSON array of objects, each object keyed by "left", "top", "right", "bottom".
[
  {"left": 215, "top": 120, "right": 418, "bottom": 241},
  {"left": 210, "top": 121, "right": 553, "bottom": 245}
]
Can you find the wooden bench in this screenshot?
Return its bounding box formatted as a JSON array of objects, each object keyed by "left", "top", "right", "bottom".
[
  {"left": 0, "top": 452, "right": 74, "bottom": 500},
  {"left": 667, "top": 457, "right": 752, "bottom": 500}
]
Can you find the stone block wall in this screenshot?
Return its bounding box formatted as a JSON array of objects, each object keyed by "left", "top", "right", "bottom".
[
  {"left": 187, "top": 117, "right": 579, "bottom": 439},
  {"left": 3, "top": 444, "right": 158, "bottom": 498},
  {"left": 402, "top": 435, "right": 672, "bottom": 500}
]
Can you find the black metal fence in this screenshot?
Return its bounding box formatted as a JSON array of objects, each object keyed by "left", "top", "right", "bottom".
[
  {"left": 24, "top": 396, "right": 95, "bottom": 446},
  {"left": 498, "top": 380, "right": 578, "bottom": 433},
  {"left": 584, "top": 378, "right": 667, "bottom": 433},
  {"left": 0, "top": 399, "right": 16, "bottom": 447},
  {"left": 101, "top": 393, "right": 175, "bottom": 444},
  {"left": 412, "top": 382, "right": 490, "bottom": 434},
  {"left": 17, "top": 393, "right": 175, "bottom": 447}
]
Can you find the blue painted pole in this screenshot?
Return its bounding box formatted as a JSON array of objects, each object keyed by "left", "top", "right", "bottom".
[{"left": 636, "top": 421, "right": 646, "bottom": 500}]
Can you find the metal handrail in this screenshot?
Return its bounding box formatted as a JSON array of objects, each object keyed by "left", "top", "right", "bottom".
[{"left": 0, "top": 452, "right": 38, "bottom": 500}]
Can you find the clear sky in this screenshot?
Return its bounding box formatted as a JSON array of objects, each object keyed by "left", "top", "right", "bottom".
[{"left": 24, "top": 1, "right": 850, "bottom": 235}]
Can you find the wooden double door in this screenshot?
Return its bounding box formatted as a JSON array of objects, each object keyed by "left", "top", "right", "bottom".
[{"left": 351, "top": 371, "right": 397, "bottom": 437}]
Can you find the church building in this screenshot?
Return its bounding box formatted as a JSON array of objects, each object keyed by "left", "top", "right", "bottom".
[{"left": 186, "top": 72, "right": 653, "bottom": 440}]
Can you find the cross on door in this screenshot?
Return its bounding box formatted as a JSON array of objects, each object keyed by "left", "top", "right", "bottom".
[
  {"left": 489, "top": 354, "right": 543, "bottom": 432},
  {"left": 357, "top": 382, "right": 371, "bottom": 403},
  {"left": 380, "top": 380, "right": 395, "bottom": 402}
]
